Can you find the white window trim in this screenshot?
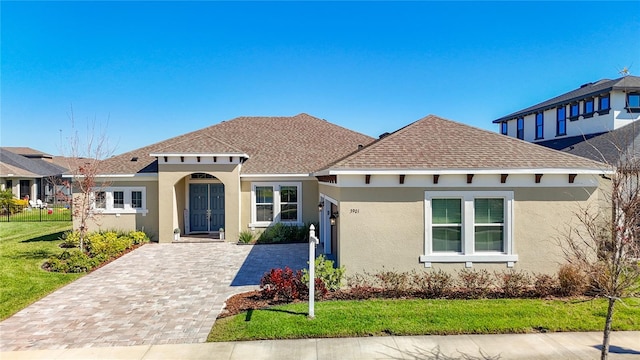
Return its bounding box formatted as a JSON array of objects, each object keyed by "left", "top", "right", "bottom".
[
  {"left": 250, "top": 182, "right": 302, "bottom": 228},
  {"left": 91, "top": 187, "right": 148, "bottom": 215},
  {"left": 420, "top": 191, "right": 517, "bottom": 267}
]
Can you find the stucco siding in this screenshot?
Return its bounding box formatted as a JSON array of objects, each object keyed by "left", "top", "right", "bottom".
[
  {"left": 74, "top": 179, "right": 159, "bottom": 240},
  {"left": 329, "top": 185, "right": 602, "bottom": 276},
  {"left": 239, "top": 178, "right": 321, "bottom": 238},
  {"left": 157, "top": 164, "right": 240, "bottom": 243}
]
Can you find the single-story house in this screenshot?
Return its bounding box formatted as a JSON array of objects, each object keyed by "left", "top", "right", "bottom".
[
  {"left": 0, "top": 147, "right": 70, "bottom": 204},
  {"left": 81, "top": 113, "right": 610, "bottom": 274}
]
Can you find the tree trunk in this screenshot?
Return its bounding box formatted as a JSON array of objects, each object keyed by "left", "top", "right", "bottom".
[{"left": 600, "top": 297, "right": 616, "bottom": 360}]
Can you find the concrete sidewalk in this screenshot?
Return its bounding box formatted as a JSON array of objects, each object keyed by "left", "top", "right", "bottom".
[{"left": 1, "top": 332, "right": 638, "bottom": 359}]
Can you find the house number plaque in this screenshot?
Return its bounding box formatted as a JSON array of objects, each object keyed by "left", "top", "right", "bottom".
[{"left": 350, "top": 209, "right": 359, "bottom": 214}]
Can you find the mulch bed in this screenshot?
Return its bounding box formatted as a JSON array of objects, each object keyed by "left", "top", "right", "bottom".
[{"left": 219, "top": 291, "right": 295, "bottom": 318}]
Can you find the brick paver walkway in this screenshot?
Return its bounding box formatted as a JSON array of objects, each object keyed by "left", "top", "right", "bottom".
[{"left": 0, "top": 242, "right": 308, "bottom": 351}]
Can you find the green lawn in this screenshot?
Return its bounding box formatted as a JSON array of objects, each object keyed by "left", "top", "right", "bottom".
[
  {"left": 208, "top": 297, "right": 640, "bottom": 342},
  {"left": 0, "top": 221, "right": 81, "bottom": 320}
]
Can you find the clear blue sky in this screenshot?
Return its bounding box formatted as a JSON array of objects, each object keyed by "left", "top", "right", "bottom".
[{"left": 2, "top": 1, "right": 639, "bottom": 157}]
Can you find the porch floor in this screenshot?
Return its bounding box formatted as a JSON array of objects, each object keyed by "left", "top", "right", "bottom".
[{"left": 174, "top": 232, "right": 224, "bottom": 243}]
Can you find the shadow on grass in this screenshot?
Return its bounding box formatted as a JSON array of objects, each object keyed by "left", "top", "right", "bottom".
[
  {"left": 12, "top": 248, "right": 57, "bottom": 260},
  {"left": 380, "top": 344, "right": 501, "bottom": 360},
  {"left": 263, "top": 308, "right": 308, "bottom": 317},
  {"left": 21, "top": 231, "right": 65, "bottom": 243}
]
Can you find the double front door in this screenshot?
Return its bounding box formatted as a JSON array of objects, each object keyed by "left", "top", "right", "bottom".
[{"left": 189, "top": 184, "right": 225, "bottom": 232}]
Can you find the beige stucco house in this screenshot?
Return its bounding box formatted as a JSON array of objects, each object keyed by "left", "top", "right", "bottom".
[{"left": 79, "top": 113, "right": 611, "bottom": 275}]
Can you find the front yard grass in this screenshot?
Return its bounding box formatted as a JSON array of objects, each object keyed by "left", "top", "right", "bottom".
[
  {"left": 208, "top": 297, "right": 640, "bottom": 342},
  {"left": 0, "top": 222, "right": 81, "bottom": 320}
]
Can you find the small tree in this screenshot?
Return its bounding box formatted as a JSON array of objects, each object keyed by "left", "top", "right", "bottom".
[
  {"left": 561, "top": 156, "right": 640, "bottom": 360},
  {"left": 0, "top": 189, "right": 15, "bottom": 215},
  {"left": 61, "top": 109, "right": 113, "bottom": 252}
]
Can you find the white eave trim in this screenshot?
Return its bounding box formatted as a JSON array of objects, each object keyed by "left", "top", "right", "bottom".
[
  {"left": 317, "top": 168, "right": 612, "bottom": 176},
  {"left": 241, "top": 173, "right": 311, "bottom": 178},
  {"left": 63, "top": 173, "right": 159, "bottom": 179},
  {"left": 150, "top": 152, "right": 249, "bottom": 158}
]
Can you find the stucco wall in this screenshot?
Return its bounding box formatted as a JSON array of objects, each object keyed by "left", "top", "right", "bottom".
[
  {"left": 321, "top": 183, "right": 604, "bottom": 276},
  {"left": 239, "top": 178, "right": 320, "bottom": 238},
  {"left": 74, "top": 179, "right": 159, "bottom": 240},
  {"left": 157, "top": 164, "right": 240, "bottom": 243}
]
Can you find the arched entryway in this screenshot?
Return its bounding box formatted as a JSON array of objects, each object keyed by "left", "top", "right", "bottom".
[{"left": 187, "top": 173, "right": 225, "bottom": 234}]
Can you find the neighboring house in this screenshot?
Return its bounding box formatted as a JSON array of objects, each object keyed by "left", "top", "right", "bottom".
[
  {"left": 0, "top": 147, "right": 70, "bottom": 204},
  {"left": 492, "top": 75, "right": 640, "bottom": 149},
  {"left": 82, "top": 113, "right": 610, "bottom": 275},
  {"left": 559, "top": 121, "right": 640, "bottom": 165}
]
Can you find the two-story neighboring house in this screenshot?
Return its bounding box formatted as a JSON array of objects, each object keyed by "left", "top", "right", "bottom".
[{"left": 493, "top": 75, "right": 640, "bottom": 151}]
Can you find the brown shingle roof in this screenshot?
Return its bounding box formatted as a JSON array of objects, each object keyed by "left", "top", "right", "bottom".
[
  {"left": 98, "top": 113, "right": 374, "bottom": 175},
  {"left": 324, "top": 115, "right": 608, "bottom": 171},
  {"left": 0, "top": 161, "right": 38, "bottom": 177},
  {"left": 0, "top": 147, "right": 52, "bottom": 157}
]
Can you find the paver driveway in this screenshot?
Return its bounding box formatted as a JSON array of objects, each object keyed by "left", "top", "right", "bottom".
[{"left": 0, "top": 242, "right": 308, "bottom": 351}]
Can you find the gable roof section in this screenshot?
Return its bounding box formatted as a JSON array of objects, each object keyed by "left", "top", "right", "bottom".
[
  {"left": 0, "top": 148, "right": 68, "bottom": 177},
  {"left": 559, "top": 121, "right": 640, "bottom": 166},
  {"left": 0, "top": 147, "right": 53, "bottom": 158},
  {"left": 98, "top": 113, "right": 374, "bottom": 175},
  {"left": 320, "top": 115, "right": 607, "bottom": 173},
  {"left": 493, "top": 76, "right": 640, "bottom": 123}
]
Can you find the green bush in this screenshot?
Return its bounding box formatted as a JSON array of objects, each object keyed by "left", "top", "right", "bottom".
[
  {"left": 257, "top": 222, "right": 317, "bottom": 244},
  {"left": 238, "top": 230, "right": 255, "bottom": 244},
  {"left": 45, "top": 249, "right": 99, "bottom": 273},
  {"left": 60, "top": 230, "right": 81, "bottom": 248},
  {"left": 45, "top": 230, "right": 150, "bottom": 273},
  {"left": 302, "top": 255, "right": 345, "bottom": 291}
]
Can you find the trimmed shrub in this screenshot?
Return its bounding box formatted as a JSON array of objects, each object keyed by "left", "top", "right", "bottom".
[
  {"left": 557, "top": 263, "right": 589, "bottom": 296},
  {"left": 411, "top": 270, "right": 454, "bottom": 298},
  {"left": 495, "top": 270, "right": 532, "bottom": 298},
  {"left": 256, "top": 222, "right": 318, "bottom": 244},
  {"left": 301, "top": 255, "right": 345, "bottom": 292},
  {"left": 260, "top": 267, "right": 306, "bottom": 301},
  {"left": 45, "top": 230, "right": 150, "bottom": 273},
  {"left": 457, "top": 269, "right": 494, "bottom": 298},
  {"left": 45, "top": 250, "right": 99, "bottom": 273},
  {"left": 374, "top": 269, "right": 412, "bottom": 296},
  {"left": 533, "top": 273, "right": 559, "bottom": 297}
]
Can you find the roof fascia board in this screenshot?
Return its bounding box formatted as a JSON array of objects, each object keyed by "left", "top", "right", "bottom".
[
  {"left": 63, "top": 173, "right": 159, "bottom": 179},
  {"left": 325, "top": 168, "right": 612, "bottom": 175},
  {"left": 150, "top": 153, "right": 249, "bottom": 158},
  {"left": 240, "top": 174, "right": 313, "bottom": 181},
  {"left": 492, "top": 86, "right": 621, "bottom": 123}
]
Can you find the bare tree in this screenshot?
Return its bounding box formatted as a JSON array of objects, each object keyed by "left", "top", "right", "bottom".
[
  {"left": 60, "top": 109, "right": 114, "bottom": 252},
  {"left": 561, "top": 154, "right": 640, "bottom": 360}
]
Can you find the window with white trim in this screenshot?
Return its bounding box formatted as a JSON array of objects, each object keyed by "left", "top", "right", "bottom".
[
  {"left": 132, "top": 191, "right": 143, "bottom": 209},
  {"left": 113, "top": 191, "right": 124, "bottom": 209},
  {"left": 251, "top": 182, "right": 301, "bottom": 226},
  {"left": 95, "top": 191, "right": 106, "bottom": 209},
  {"left": 421, "top": 191, "right": 517, "bottom": 267},
  {"left": 91, "top": 187, "right": 148, "bottom": 214}
]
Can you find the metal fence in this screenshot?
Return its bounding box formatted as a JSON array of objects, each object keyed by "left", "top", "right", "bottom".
[{"left": 1, "top": 204, "right": 72, "bottom": 222}]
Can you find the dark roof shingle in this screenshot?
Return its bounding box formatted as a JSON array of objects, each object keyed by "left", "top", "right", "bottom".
[
  {"left": 493, "top": 76, "right": 640, "bottom": 123},
  {"left": 323, "top": 115, "right": 607, "bottom": 171},
  {"left": 98, "top": 113, "right": 375, "bottom": 175}
]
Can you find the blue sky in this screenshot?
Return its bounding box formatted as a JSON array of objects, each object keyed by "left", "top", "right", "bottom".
[{"left": 2, "top": 1, "right": 639, "bottom": 157}]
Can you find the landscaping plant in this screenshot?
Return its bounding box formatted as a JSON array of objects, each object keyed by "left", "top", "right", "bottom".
[{"left": 44, "top": 230, "right": 149, "bottom": 273}]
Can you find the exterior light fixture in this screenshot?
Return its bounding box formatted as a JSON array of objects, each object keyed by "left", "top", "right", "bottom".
[
  {"left": 330, "top": 212, "right": 339, "bottom": 226},
  {"left": 318, "top": 202, "right": 324, "bottom": 211}
]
